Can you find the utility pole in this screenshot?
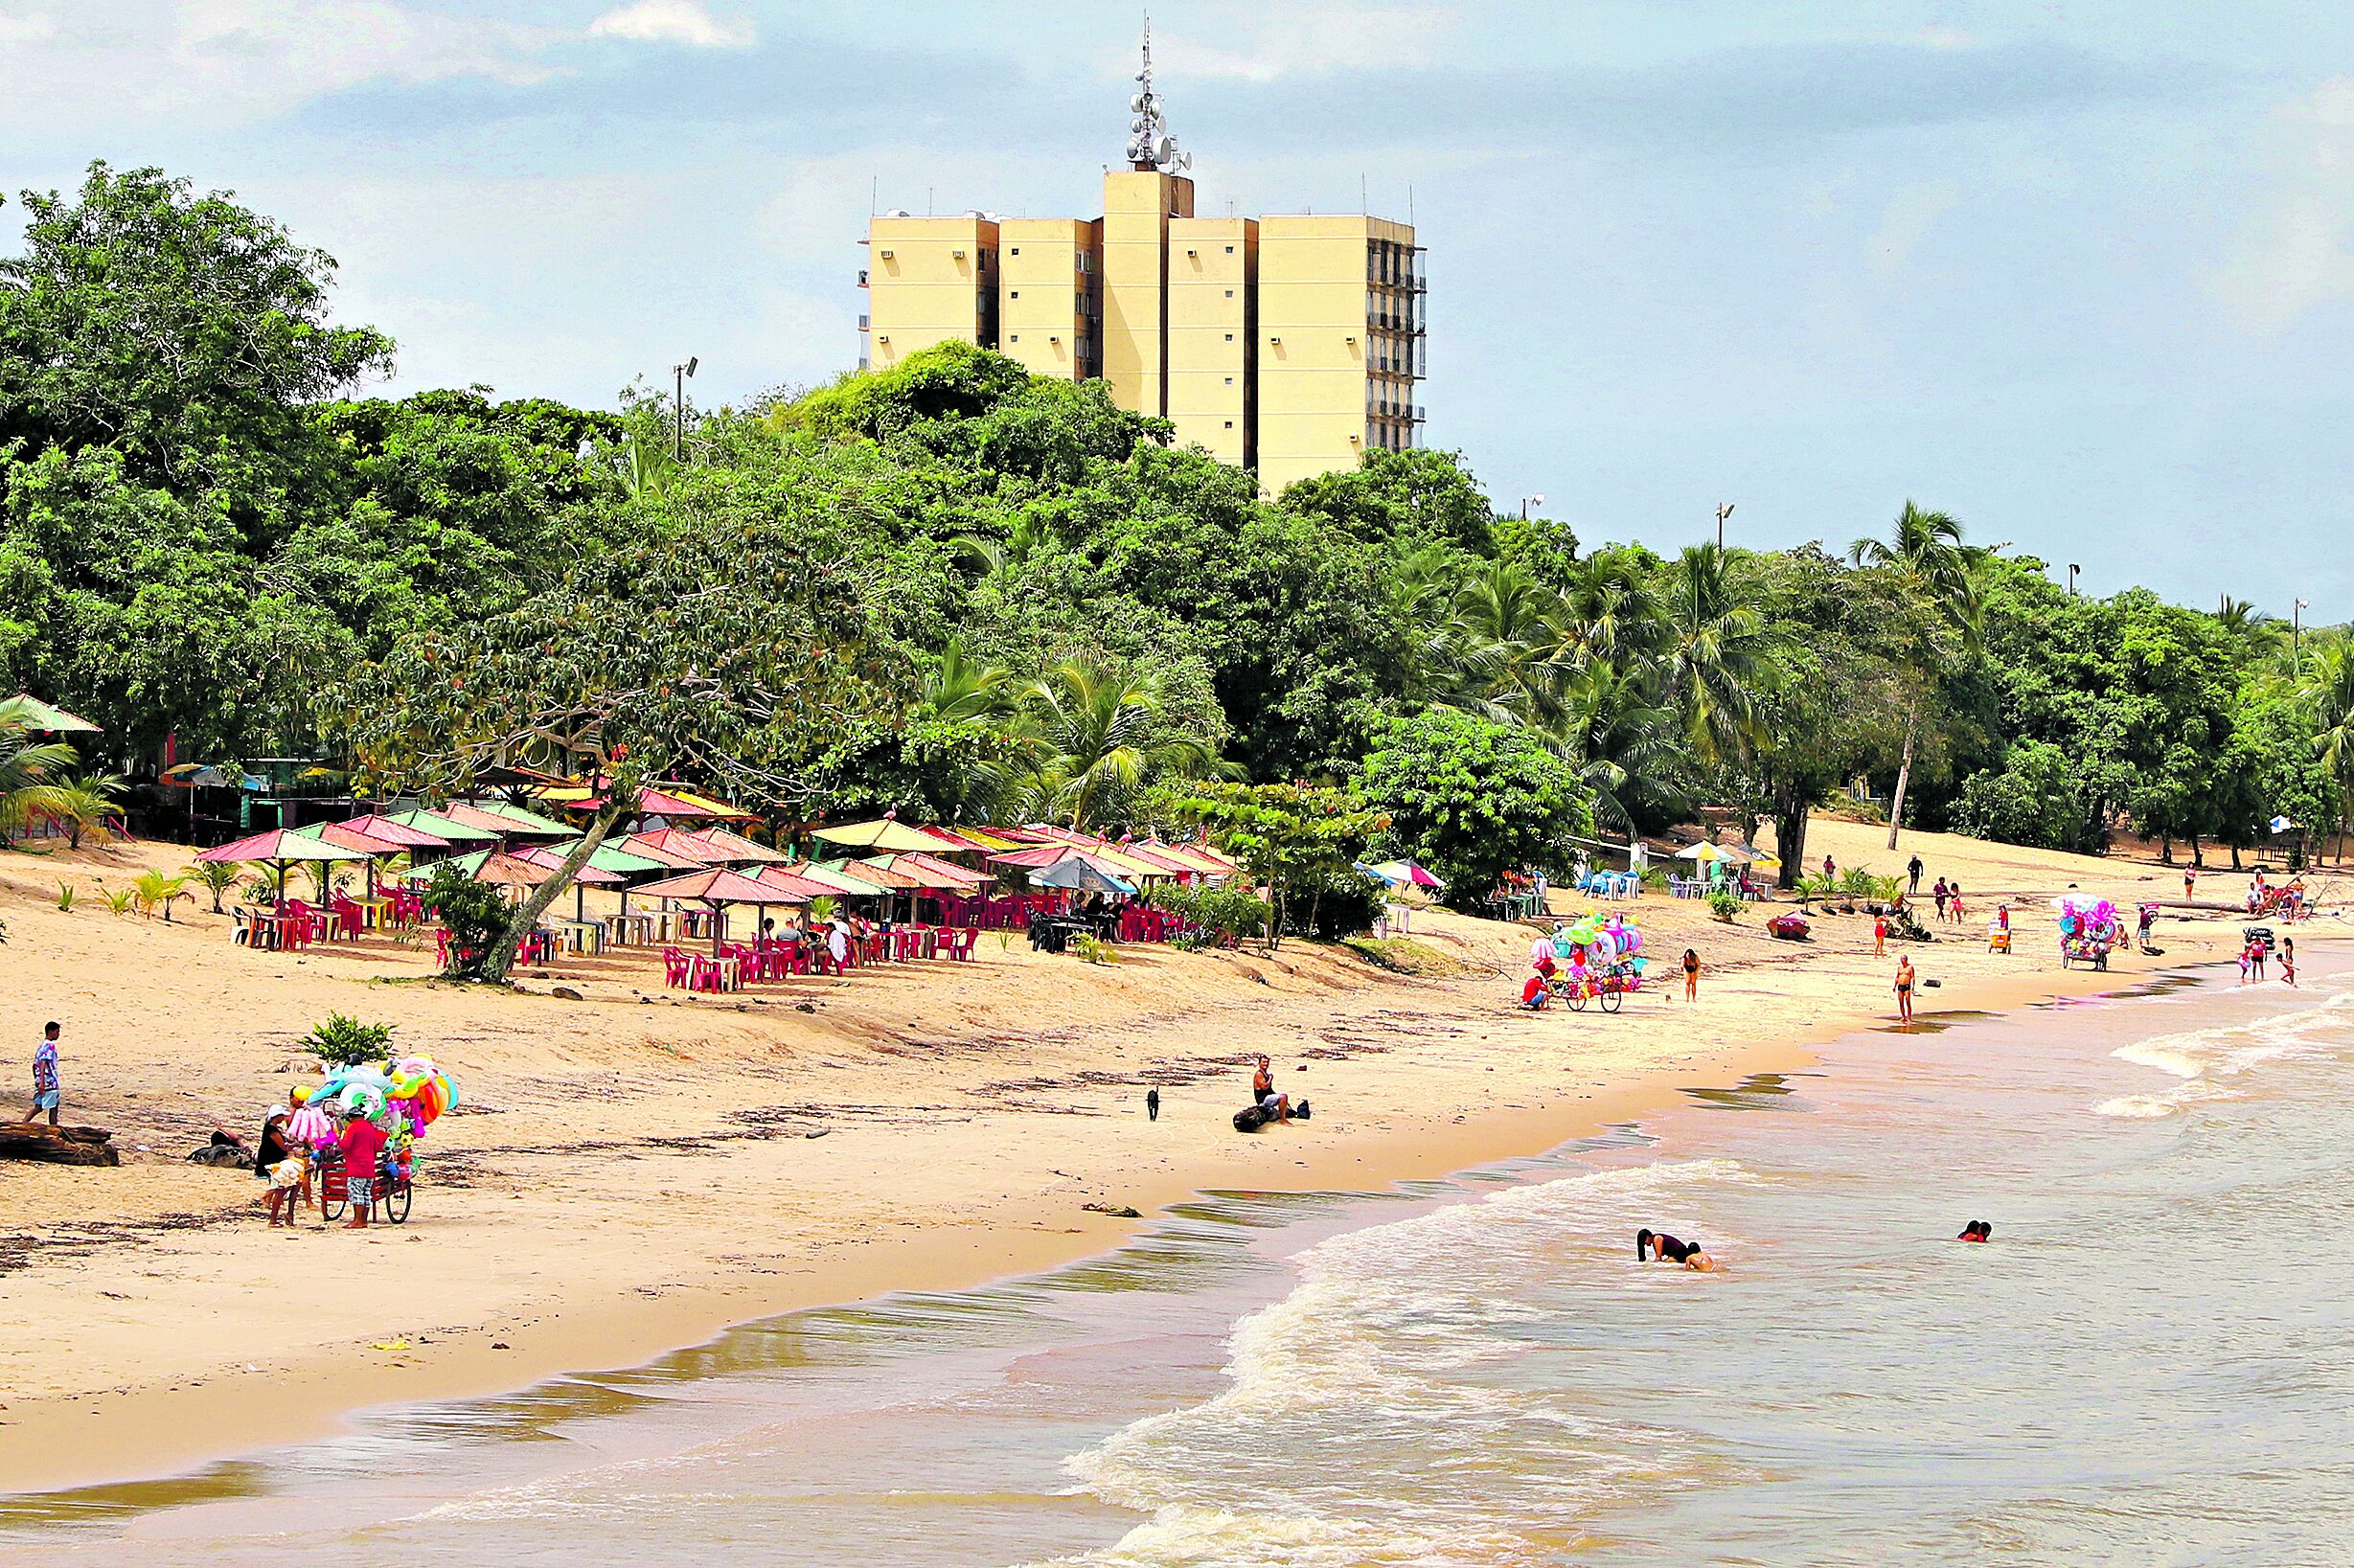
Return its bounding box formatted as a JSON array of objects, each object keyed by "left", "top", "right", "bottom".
[
  {"left": 2296, "top": 599, "right": 2310, "bottom": 674},
  {"left": 1520, "top": 493, "right": 1544, "bottom": 522},
  {"left": 1715, "top": 501, "right": 1734, "bottom": 551},
  {"left": 673, "top": 356, "right": 697, "bottom": 464},
  {"left": 2068, "top": 563, "right": 2081, "bottom": 597}
]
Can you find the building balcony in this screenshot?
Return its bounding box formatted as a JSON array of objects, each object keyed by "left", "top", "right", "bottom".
[
  {"left": 857, "top": 269, "right": 869, "bottom": 287},
  {"left": 857, "top": 313, "right": 870, "bottom": 331}
]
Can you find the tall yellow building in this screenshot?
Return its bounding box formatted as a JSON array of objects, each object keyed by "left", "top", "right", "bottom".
[{"left": 857, "top": 30, "right": 1421, "bottom": 492}]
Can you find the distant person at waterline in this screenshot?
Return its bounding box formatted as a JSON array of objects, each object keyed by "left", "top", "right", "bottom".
[{"left": 1958, "top": 1219, "right": 1992, "bottom": 1243}]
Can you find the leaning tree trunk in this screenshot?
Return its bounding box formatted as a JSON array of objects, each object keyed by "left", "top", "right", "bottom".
[
  {"left": 1884, "top": 705, "right": 1918, "bottom": 852},
  {"left": 480, "top": 791, "right": 633, "bottom": 983},
  {"left": 1772, "top": 785, "right": 1809, "bottom": 892}
]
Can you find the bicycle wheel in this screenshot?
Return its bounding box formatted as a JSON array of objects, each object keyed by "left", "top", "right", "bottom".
[
  {"left": 321, "top": 1187, "right": 345, "bottom": 1223},
  {"left": 1566, "top": 987, "right": 1587, "bottom": 1011},
  {"left": 385, "top": 1177, "right": 412, "bottom": 1224},
  {"left": 1600, "top": 984, "right": 1623, "bottom": 1013}
]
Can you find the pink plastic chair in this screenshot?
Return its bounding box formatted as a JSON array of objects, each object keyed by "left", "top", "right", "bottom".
[{"left": 662, "top": 946, "right": 691, "bottom": 988}]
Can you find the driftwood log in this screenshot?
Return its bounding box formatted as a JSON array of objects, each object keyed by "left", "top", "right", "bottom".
[{"left": 0, "top": 1124, "right": 120, "bottom": 1167}]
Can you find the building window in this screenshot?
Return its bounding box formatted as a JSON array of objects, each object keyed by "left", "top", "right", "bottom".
[
  {"left": 1224, "top": 375, "right": 1233, "bottom": 385},
  {"left": 1224, "top": 288, "right": 1234, "bottom": 298},
  {"left": 1224, "top": 332, "right": 1234, "bottom": 341},
  {"left": 1225, "top": 245, "right": 1234, "bottom": 254}
]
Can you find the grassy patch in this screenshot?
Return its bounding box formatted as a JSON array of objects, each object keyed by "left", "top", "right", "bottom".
[{"left": 1339, "top": 936, "right": 1474, "bottom": 977}]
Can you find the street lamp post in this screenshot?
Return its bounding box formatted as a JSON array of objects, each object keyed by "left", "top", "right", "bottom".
[
  {"left": 2068, "top": 563, "right": 2081, "bottom": 597},
  {"left": 2296, "top": 599, "right": 2310, "bottom": 674},
  {"left": 673, "top": 355, "right": 698, "bottom": 464},
  {"left": 1715, "top": 502, "right": 1735, "bottom": 552},
  {"left": 1520, "top": 493, "right": 1544, "bottom": 522}
]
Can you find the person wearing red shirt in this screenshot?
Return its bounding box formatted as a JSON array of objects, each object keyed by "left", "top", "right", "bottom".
[{"left": 337, "top": 1108, "right": 388, "bottom": 1231}]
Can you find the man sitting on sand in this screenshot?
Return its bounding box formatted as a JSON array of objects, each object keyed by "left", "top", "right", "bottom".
[{"left": 1251, "top": 1056, "right": 1291, "bottom": 1123}]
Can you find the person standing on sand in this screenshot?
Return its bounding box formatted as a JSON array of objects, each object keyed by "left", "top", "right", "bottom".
[
  {"left": 336, "top": 1104, "right": 386, "bottom": 1231},
  {"left": 1822, "top": 852, "right": 1837, "bottom": 882},
  {"left": 1908, "top": 854, "right": 1924, "bottom": 895},
  {"left": 2184, "top": 866, "right": 2197, "bottom": 902},
  {"left": 1682, "top": 947, "right": 1701, "bottom": 1001},
  {"left": 22, "top": 1021, "right": 60, "bottom": 1126},
  {"left": 1948, "top": 881, "right": 1966, "bottom": 922},
  {"left": 1873, "top": 915, "right": 1887, "bottom": 957},
  {"left": 1894, "top": 956, "right": 1916, "bottom": 1024},
  {"left": 2282, "top": 937, "right": 2297, "bottom": 987},
  {"left": 1932, "top": 877, "right": 1950, "bottom": 921}
]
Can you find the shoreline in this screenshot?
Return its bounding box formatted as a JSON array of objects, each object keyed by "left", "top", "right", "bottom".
[{"left": 0, "top": 952, "right": 2155, "bottom": 1501}]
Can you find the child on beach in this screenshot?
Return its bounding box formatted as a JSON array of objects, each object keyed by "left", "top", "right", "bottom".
[
  {"left": 2238, "top": 941, "right": 2256, "bottom": 984},
  {"left": 1893, "top": 956, "right": 1916, "bottom": 1024},
  {"left": 1873, "top": 916, "right": 1886, "bottom": 957},
  {"left": 21, "top": 1021, "right": 60, "bottom": 1126},
  {"left": 1681, "top": 948, "right": 1700, "bottom": 1001},
  {"left": 2184, "top": 866, "right": 2198, "bottom": 901},
  {"left": 2282, "top": 937, "right": 2297, "bottom": 987}
]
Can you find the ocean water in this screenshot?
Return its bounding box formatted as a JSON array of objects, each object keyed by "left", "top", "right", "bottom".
[{"left": 9, "top": 955, "right": 2354, "bottom": 1565}]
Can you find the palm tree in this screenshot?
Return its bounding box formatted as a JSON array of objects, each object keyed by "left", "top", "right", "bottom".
[
  {"left": 0, "top": 698, "right": 80, "bottom": 846},
  {"left": 1658, "top": 544, "right": 1779, "bottom": 771},
  {"left": 1445, "top": 558, "right": 1561, "bottom": 725},
  {"left": 997, "top": 654, "right": 1225, "bottom": 829},
  {"left": 921, "top": 639, "right": 1011, "bottom": 722},
  {"left": 43, "top": 774, "right": 126, "bottom": 850},
  {"left": 187, "top": 858, "right": 243, "bottom": 915},
  {"left": 1552, "top": 660, "right": 1677, "bottom": 832},
  {"left": 1543, "top": 548, "right": 1666, "bottom": 675},
  {"left": 1849, "top": 502, "right": 1984, "bottom": 850},
  {"left": 2306, "top": 644, "right": 2354, "bottom": 861}
]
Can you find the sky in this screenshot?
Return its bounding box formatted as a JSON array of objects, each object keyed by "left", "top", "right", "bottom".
[{"left": 4, "top": 0, "right": 2352, "bottom": 615}]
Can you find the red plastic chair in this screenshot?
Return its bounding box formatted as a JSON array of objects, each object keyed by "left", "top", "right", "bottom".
[
  {"left": 948, "top": 927, "right": 978, "bottom": 962},
  {"left": 661, "top": 946, "right": 691, "bottom": 988}
]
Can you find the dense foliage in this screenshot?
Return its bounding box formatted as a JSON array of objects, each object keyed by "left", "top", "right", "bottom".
[{"left": 4, "top": 161, "right": 2349, "bottom": 920}]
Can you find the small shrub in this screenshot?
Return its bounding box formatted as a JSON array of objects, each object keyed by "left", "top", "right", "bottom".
[
  {"left": 1706, "top": 889, "right": 1742, "bottom": 922},
  {"left": 1147, "top": 883, "right": 1271, "bottom": 945},
  {"left": 95, "top": 882, "right": 137, "bottom": 917},
  {"left": 1638, "top": 865, "right": 1671, "bottom": 892},
  {"left": 300, "top": 1011, "right": 396, "bottom": 1068},
  {"left": 1072, "top": 933, "right": 1119, "bottom": 966},
  {"left": 186, "top": 860, "right": 241, "bottom": 914},
  {"left": 55, "top": 881, "right": 76, "bottom": 913},
  {"left": 421, "top": 864, "right": 512, "bottom": 979}
]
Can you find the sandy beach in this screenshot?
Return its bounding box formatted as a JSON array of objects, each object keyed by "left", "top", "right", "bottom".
[{"left": 0, "top": 816, "right": 2331, "bottom": 1495}]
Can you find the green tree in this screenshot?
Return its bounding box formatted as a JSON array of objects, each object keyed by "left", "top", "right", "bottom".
[
  {"left": 0, "top": 696, "right": 78, "bottom": 844},
  {"left": 1848, "top": 501, "right": 1984, "bottom": 850},
  {"left": 1147, "top": 780, "right": 1382, "bottom": 949},
  {"left": 1354, "top": 707, "right": 1593, "bottom": 907},
  {"left": 993, "top": 653, "right": 1226, "bottom": 829}
]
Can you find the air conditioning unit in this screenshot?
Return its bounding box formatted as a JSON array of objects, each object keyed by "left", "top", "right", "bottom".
[{"left": 879, "top": 248, "right": 895, "bottom": 260}]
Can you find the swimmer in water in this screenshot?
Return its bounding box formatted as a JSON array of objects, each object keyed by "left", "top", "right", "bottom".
[
  {"left": 1957, "top": 1219, "right": 1992, "bottom": 1242},
  {"left": 1636, "top": 1228, "right": 1709, "bottom": 1266}
]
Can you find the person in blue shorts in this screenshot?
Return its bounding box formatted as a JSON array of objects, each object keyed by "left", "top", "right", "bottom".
[{"left": 22, "top": 1021, "right": 61, "bottom": 1126}]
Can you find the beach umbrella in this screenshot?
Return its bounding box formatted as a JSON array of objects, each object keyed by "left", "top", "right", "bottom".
[
  {"left": 4, "top": 693, "right": 102, "bottom": 734},
  {"left": 1028, "top": 858, "right": 1136, "bottom": 896},
  {"left": 1671, "top": 842, "right": 1731, "bottom": 863},
  {"left": 514, "top": 844, "right": 625, "bottom": 921},
  {"left": 441, "top": 799, "right": 578, "bottom": 838},
  {"left": 1371, "top": 859, "right": 1448, "bottom": 889},
  {"left": 811, "top": 816, "right": 944, "bottom": 853},
  {"left": 756, "top": 866, "right": 845, "bottom": 900},
  {"left": 617, "top": 831, "right": 712, "bottom": 870},
  {"left": 633, "top": 866, "right": 808, "bottom": 956},
  {"left": 377, "top": 807, "right": 499, "bottom": 846},
  {"left": 686, "top": 826, "right": 790, "bottom": 864},
  {"left": 307, "top": 820, "right": 409, "bottom": 898},
  {"left": 337, "top": 813, "right": 453, "bottom": 852},
  {"left": 865, "top": 852, "right": 992, "bottom": 889},
  {"left": 196, "top": 828, "right": 371, "bottom": 901}
]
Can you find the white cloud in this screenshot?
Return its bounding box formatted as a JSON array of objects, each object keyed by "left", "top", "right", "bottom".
[
  {"left": 1866, "top": 180, "right": 1960, "bottom": 278},
  {"left": 2202, "top": 78, "right": 2354, "bottom": 339},
  {"left": 0, "top": 11, "right": 57, "bottom": 43},
  {"left": 586, "top": 0, "right": 753, "bottom": 51},
  {"left": 1118, "top": 2, "right": 1455, "bottom": 85}
]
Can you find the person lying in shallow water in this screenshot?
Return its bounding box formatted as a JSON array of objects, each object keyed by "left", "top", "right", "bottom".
[
  {"left": 1957, "top": 1219, "right": 1992, "bottom": 1242},
  {"left": 1635, "top": 1228, "right": 1716, "bottom": 1269}
]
